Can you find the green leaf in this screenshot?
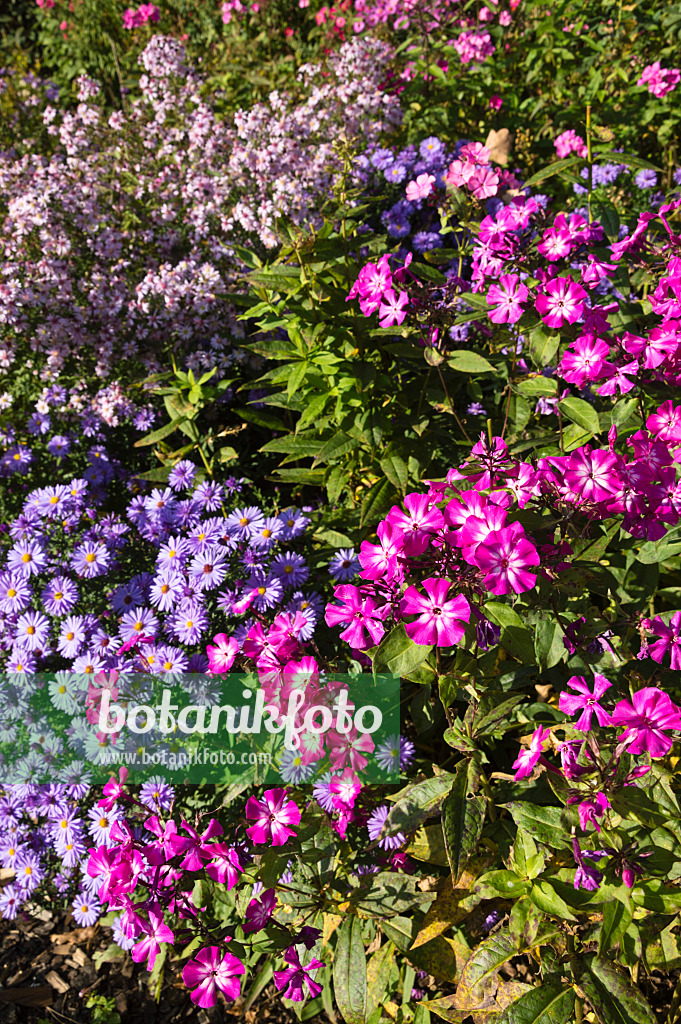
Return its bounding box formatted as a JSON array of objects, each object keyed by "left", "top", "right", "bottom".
[
  {"left": 133, "top": 417, "right": 185, "bottom": 447},
  {"left": 366, "top": 941, "right": 394, "bottom": 1016},
  {"left": 333, "top": 918, "right": 368, "bottom": 1024},
  {"left": 313, "top": 433, "right": 360, "bottom": 466},
  {"left": 456, "top": 931, "right": 517, "bottom": 1007},
  {"left": 515, "top": 377, "right": 558, "bottom": 398},
  {"left": 502, "top": 803, "right": 570, "bottom": 849},
  {"left": 581, "top": 955, "right": 656, "bottom": 1024},
  {"left": 384, "top": 773, "right": 457, "bottom": 835},
  {"left": 372, "top": 623, "right": 432, "bottom": 677},
  {"left": 260, "top": 435, "right": 324, "bottom": 457},
  {"left": 483, "top": 601, "right": 535, "bottom": 663},
  {"left": 218, "top": 445, "right": 238, "bottom": 462},
  {"left": 598, "top": 899, "right": 633, "bottom": 955},
  {"left": 298, "top": 394, "right": 330, "bottom": 431},
  {"left": 406, "top": 825, "right": 450, "bottom": 868},
  {"left": 529, "top": 328, "right": 559, "bottom": 368},
  {"left": 448, "top": 351, "right": 496, "bottom": 374},
  {"left": 473, "top": 694, "right": 527, "bottom": 738},
  {"left": 534, "top": 618, "right": 565, "bottom": 671},
  {"left": 234, "top": 406, "right": 287, "bottom": 430},
  {"left": 497, "top": 982, "right": 575, "bottom": 1024},
  {"left": 522, "top": 155, "right": 584, "bottom": 189},
  {"left": 287, "top": 360, "right": 308, "bottom": 398},
  {"left": 596, "top": 150, "right": 662, "bottom": 173},
  {"left": 442, "top": 758, "right": 486, "bottom": 884},
  {"left": 380, "top": 452, "right": 410, "bottom": 494},
  {"left": 529, "top": 879, "right": 577, "bottom": 922},
  {"left": 560, "top": 395, "right": 600, "bottom": 436},
  {"left": 360, "top": 478, "right": 394, "bottom": 528}
]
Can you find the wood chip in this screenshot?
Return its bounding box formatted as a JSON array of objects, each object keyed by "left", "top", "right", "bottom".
[
  {"left": 49, "top": 926, "right": 96, "bottom": 946},
  {"left": 0, "top": 986, "right": 53, "bottom": 1006},
  {"left": 484, "top": 127, "right": 512, "bottom": 165},
  {"left": 52, "top": 944, "right": 72, "bottom": 956},
  {"left": 68, "top": 947, "right": 89, "bottom": 968},
  {"left": 45, "top": 970, "right": 70, "bottom": 994}
]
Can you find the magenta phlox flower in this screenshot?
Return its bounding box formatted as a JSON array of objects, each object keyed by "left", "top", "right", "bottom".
[
  {"left": 535, "top": 277, "right": 587, "bottom": 328},
  {"left": 347, "top": 255, "right": 392, "bottom": 303},
  {"left": 206, "top": 633, "right": 238, "bottom": 673},
  {"left": 205, "top": 844, "right": 241, "bottom": 887},
  {"left": 144, "top": 816, "right": 194, "bottom": 860},
  {"left": 644, "top": 611, "right": 681, "bottom": 670},
  {"left": 559, "top": 674, "right": 612, "bottom": 731},
  {"left": 359, "top": 521, "right": 404, "bottom": 581},
  {"left": 563, "top": 445, "right": 621, "bottom": 503},
  {"left": 554, "top": 129, "right": 587, "bottom": 159},
  {"left": 183, "top": 946, "right": 245, "bottom": 1008},
  {"left": 512, "top": 725, "right": 550, "bottom": 780},
  {"left": 468, "top": 165, "right": 500, "bottom": 199},
  {"left": 131, "top": 905, "right": 174, "bottom": 971},
  {"left": 244, "top": 888, "right": 277, "bottom": 933},
  {"left": 568, "top": 792, "right": 609, "bottom": 833},
  {"left": 472, "top": 521, "right": 539, "bottom": 595},
  {"left": 559, "top": 336, "right": 611, "bottom": 386},
  {"left": 399, "top": 578, "right": 470, "bottom": 646},
  {"left": 98, "top": 768, "right": 129, "bottom": 811},
  {"left": 597, "top": 359, "right": 639, "bottom": 396},
  {"left": 329, "top": 767, "right": 362, "bottom": 810},
  {"left": 646, "top": 401, "right": 681, "bottom": 442},
  {"left": 378, "top": 289, "right": 409, "bottom": 328},
  {"left": 610, "top": 686, "right": 681, "bottom": 757},
  {"left": 327, "top": 728, "right": 375, "bottom": 772},
  {"left": 486, "top": 274, "right": 529, "bottom": 324},
  {"left": 177, "top": 818, "right": 223, "bottom": 871},
  {"left": 385, "top": 493, "right": 445, "bottom": 555},
  {"left": 638, "top": 61, "right": 681, "bottom": 97},
  {"left": 324, "top": 584, "right": 388, "bottom": 649},
  {"left": 245, "top": 789, "right": 301, "bottom": 846},
  {"left": 273, "top": 947, "right": 324, "bottom": 1002},
  {"left": 537, "top": 218, "right": 573, "bottom": 261}
]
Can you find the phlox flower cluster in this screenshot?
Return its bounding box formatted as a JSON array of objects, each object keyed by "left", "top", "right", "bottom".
[
  {"left": 513, "top": 675, "right": 681, "bottom": 893},
  {"left": 85, "top": 776, "right": 323, "bottom": 1007},
  {"left": 554, "top": 129, "right": 588, "bottom": 159},
  {"left": 123, "top": 4, "right": 160, "bottom": 29},
  {"left": 637, "top": 62, "right": 681, "bottom": 98}
]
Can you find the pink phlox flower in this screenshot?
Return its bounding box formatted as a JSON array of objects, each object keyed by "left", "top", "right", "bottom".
[
  {"left": 324, "top": 584, "right": 388, "bottom": 649},
  {"left": 643, "top": 613, "right": 681, "bottom": 671},
  {"left": 405, "top": 173, "right": 435, "bottom": 201},
  {"left": 535, "top": 277, "right": 587, "bottom": 328},
  {"left": 274, "top": 946, "right": 324, "bottom": 1002},
  {"left": 563, "top": 445, "right": 621, "bottom": 503},
  {"left": 327, "top": 728, "right": 375, "bottom": 772},
  {"left": 456, "top": 503, "right": 508, "bottom": 556},
  {"left": 554, "top": 129, "right": 587, "bottom": 159},
  {"left": 348, "top": 254, "right": 392, "bottom": 302},
  {"left": 205, "top": 844, "right": 242, "bottom": 887},
  {"left": 177, "top": 818, "right": 223, "bottom": 872},
  {"left": 581, "top": 254, "right": 618, "bottom": 288},
  {"left": 329, "top": 767, "right": 362, "bottom": 810},
  {"left": 143, "top": 816, "right": 192, "bottom": 860},
  {"left": 399, "top": 578, "right": 470, "bottom": 646},
  {"left": 244, "top": 888, "right": 277, "bottom": 933},
  {"left": 444, "top": 158, "right": 476, "bottom": 188},
  {"left": 568, "top": 792, "right": 609, "bottom": 833},
  {"left": 206, "top": 633, "right": 238, "bottom": 673},
  {"left": 245, "top": 788, "right": 301, "bottom": 846},
  {"left": 597, "top": 360, "right": 639, "bottom": 396},
  {"left": 638, "top": 61, "right": 681, "bottom": 98},
  {"left": 472, "top": 521, "right": 539, "bottom": 595},
  {"left": 559, "top": 335, "right": 611, "bottom": 386},
  {"left": 646, "top": 401, "right": 681, "bottom": 443},
  {"left": 512, "top": 725, "right": 550, "bottom": 780},
  {"left": 359, "top": 521, "right": 404, "bottom": 581},
  {"left": 611, "top": 686, "right": 681, "bottom": 757},
  {"left": 183, "top": 946, "right": 245, "bottom": 1008},
  {"left": 378, "top": 289, "right": 409, "bottom": 328},
  {"left": 460, "top": 142, "right": 491, "bottom": 164},
  {"left": 468, "top": 165, "right": 500, "bottom": 199},
  {"left": 98, "top": 767, "right": 128, "bottom": 810},
  {"left": 486, "top": 273, "right": 529, "bottom": 324},
  {"left": 559, "top": 674, "right": 612, "bottom": 731},
  {"left": 385, "top": 492, "right": 445, "bottom": 555},
  {"left": 131, "top": 905, "right": 174, "bottom": 971}
]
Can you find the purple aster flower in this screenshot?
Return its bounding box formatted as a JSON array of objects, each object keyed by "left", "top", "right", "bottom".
[
  {"left": 635, "top": 169, "right": 658, "bottom": 190},
  {"left": 189, "top": 547, "right": 228, "bottom": 590},
  {"left": 156, "top": 536, "right": 190, "bottom": 571},
  {"left": 0, "top": 573, "right": 32, "bottom": 614},
  {"left": 168, "top": 460, "right": 197, "bottom": 491},
  {"left": 278, "top": 508, "right": 310, "bottom": 539},
  {"left": 420, "top": 136, "right": 445, "bottom": 159},
  {"left": 7, "top": 651, "right": 36, "bottom": 674},
  {"left": 3, "top": 446, "right": 32, "bottom": 474},
  {"left": 112, "top": 916, "right": 136, "bottom": 951},
  {"left": 72, "top": 651, "right": 106, "bottom": 676},
  {"left": 225, "top": 506, "right": 266, "bottom": 541},
  {"left": 312, "top": 772, "right": 338, "bottom": 812},
  {"left": 57, "top": 615, "right": 87, "bottom": 659},
  {"left": 139, "top": 776, "right": 175, "bottom": 811},
  {"left": 14, "top": 610, "right": 50, "bottom": 652},
  {"left": 47, "top": 435, "right": 71, "bottom": 458},
  {"left": 193, "top": 480, "right": 224, "bottom": 511},
  {"left": 155, "top": 645, "right": 189, "bottom": 676},
  {"left": 149, "top": 571, "right": 184, "bottom": 611},
  {"left": 41, "top": 576, "right": 78, "bottom": 616},
  {"left": 70, "top": 541, "right": 110, "bottom": 578},
  {"left": 7, "top": 540, "right": 47, "bottom": 578},
  {"left": 0, "top": 884, "right": 23, "bottom": 919},
  {"left": 172, "top": 602, "right": 209, "bottom": 644},
  {"left": 72, "top": 893, "right": 101, "bottom": 927},
  {"left": 467, "top": 402, "right": 488, "bottom": 416},
  {"left": 328, "top": 549, "right": 361, "bottom": 581},
  {"left": 250, "top": 576, "right": 284, "bottom": 612},
  {"left": 249, "top": 516, "right": 285, "bottom": 550},
  {"left": 186, "top": 519, "right": 223, "bottom": 554},
  {"left": 385, "top": 163, "right": 407, "bottom": 183},
  {"left": 271, "top": 552, "right": 309, "bottom": 588},
  {"left": 413, "top": 231, "right": 441, "bottom": 252},
  {"left": 14, "top": 852, "right": 43, "bottom": 892},
  {"left": 119, "top": 607, "right": 159, "bottom": 644},
  {"left": 143, "top": 488, "right": 176, "bottom": 518},
  {"left": 366, "top": 805, "right": 406, "bottom": 850}
]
